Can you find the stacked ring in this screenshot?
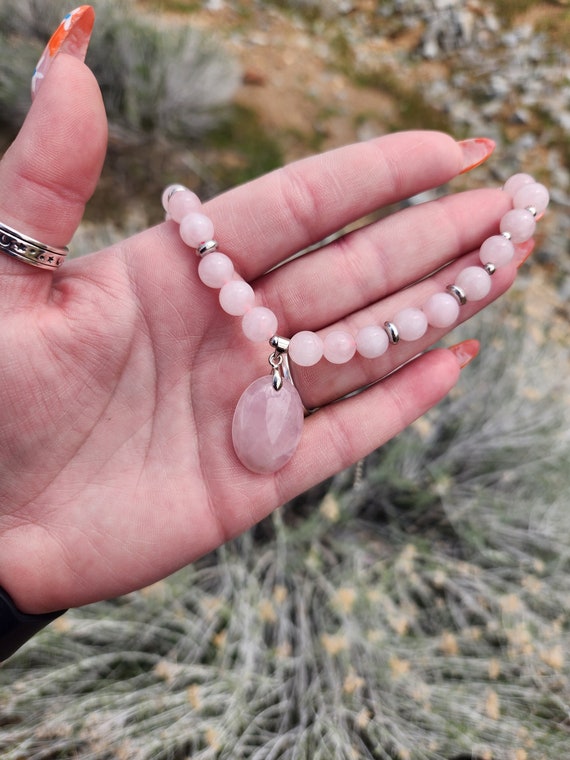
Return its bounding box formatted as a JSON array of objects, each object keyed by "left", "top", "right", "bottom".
[{"left": 0, "top": 222, "right": 68, "bottom": 270}]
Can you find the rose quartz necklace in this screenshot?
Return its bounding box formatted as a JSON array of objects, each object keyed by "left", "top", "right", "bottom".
[{"left": 162, "top": 174, "right": 549, "bottom": 475}]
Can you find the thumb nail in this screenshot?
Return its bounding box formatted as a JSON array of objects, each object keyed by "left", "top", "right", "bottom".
[
  {"left": 31, "top": 6, "right": 95, "bottom": 99},
  {"left": 448, "top": 338, "right": 480, "bottom": 369},
  {"left": 457, "top": 138, "right": 496, "bottom": 174}
]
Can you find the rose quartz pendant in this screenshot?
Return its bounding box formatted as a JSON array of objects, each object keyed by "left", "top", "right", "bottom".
[{"left": 232, "top": 376, "right": 304, "bottom": 474}]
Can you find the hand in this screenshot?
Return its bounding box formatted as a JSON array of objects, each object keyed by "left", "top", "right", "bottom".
[{"left": 0, "top": 53, "right": 525, "bottom": 614}]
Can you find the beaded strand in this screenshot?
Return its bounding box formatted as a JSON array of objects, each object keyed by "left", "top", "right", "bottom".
[{"left": 162, "top": 173, "right": 549, "bottom": 363}]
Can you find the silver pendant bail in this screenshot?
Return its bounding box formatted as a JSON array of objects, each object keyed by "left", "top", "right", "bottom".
[{"left": 269, "top": 335, "right": 293, "bottom": 390}]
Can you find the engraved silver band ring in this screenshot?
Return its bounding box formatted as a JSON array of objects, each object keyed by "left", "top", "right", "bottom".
[{"left": 0, "top": 222, "right": 68, "bottom": 270}]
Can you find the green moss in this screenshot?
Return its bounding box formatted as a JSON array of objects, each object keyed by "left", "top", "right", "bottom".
[
  {"left": 355, "top": 66, "right": 454, "bottom": 134},
  {"left": 488, "top": 0, "right": 557, "bottom": 24},
  {"left": 140, "top": 0, "right": 201, "bottom": 11},
  {"left": 535, "top": 9, "right": 570, "bottom": 51},
  {"left": 205, "top": 104, "right": 284, "bottom": 186}
]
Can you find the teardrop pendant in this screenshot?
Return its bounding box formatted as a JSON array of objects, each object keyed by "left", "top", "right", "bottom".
[{"left": 232, "top": 376, "right": 304, "bottom": 474}]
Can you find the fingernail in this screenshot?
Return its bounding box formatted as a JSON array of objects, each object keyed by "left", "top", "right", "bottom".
[
  {"left": 515, "top": 239, "right": 535, "bottom": 269},
  {"left": 448, "top": 338, "right": 480, "bottom": 369},
  {"left": 458, "top": 138, "right": 496, "bottom": 174},
  {"left": 31, "top": 6, "right": 95, "bottom": 99}
]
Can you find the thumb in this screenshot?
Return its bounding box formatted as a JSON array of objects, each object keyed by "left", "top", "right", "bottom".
[{"left": 0, "top": 5, "right": 107, "bottom": 308}]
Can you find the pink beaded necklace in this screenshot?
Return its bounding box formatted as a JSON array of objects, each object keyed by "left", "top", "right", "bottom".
[{"left": 162, "top": 173, "right": 549, "bottom": 475}]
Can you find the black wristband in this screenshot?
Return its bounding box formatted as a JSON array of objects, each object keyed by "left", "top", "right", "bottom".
[{"left": 0, "top": 587, "right": 66, "bottom": 662}]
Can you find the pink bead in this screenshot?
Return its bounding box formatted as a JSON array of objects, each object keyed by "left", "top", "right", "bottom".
[
  {"left": 479, "top": 234, "right": 515, "bottom": 268},
  {"left": 161, "top": 184, "right": 185, "bottom": 212},
  {"left": 500, "top": 208, "right": 536, "bottom": 244},
  {"left": 167, "top": 189, "right": 201, "bottom": 223},
  {"left": 219, "top": 280, "right": 255, "bottom": 316},
  {"left": 323, "top": 330, "right": 356, "bottom": 364},
  {"left": 179, "top": 212, "right": 215, "bottom": 248},
  {"left": 232, "top": 377, "right": 304, "bottom": 474},
  {"left": 513, "top": 182, "right": 549, "bottom": 215},
  {"left": 289, "top": 331, "right": 324, "bottom": 366},
  {"left": 423, "top": 292, "right": 460, "bottom": 328},
  {"left": 242, "top": 307, "right": 278, "bottom": 342},
  {"left": 392, "top": 307, "right": 428, "bottom": 342},
  {"left": 455, "top": 266, "right": 492, "bottom": 301},
  {"left": 355, "top": 325, "right": 389, "bottom": 358},
  {"left": 198, "top": 252, "right": 234, "bottom": 288},
  {"left": 503, "top": 173, "right": 534, "bottom": 198}
]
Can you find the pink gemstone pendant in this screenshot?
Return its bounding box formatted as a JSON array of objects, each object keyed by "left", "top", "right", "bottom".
[{"left": 232, "top": 376, "right": 304, "bottom": 474}]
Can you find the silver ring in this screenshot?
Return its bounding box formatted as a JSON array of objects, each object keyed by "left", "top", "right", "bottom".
[{"left": 0, "top": 222, "right": 68, "bottom": 270}]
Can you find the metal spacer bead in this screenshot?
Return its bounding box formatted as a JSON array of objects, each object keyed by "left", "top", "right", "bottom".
[
  {"left": 197, "top": 240, "right": 218, "bottom": 257},
  {"left": 526, "top": 205, "right": 537, "bottom": 217},
  {"left": 166, "top": 184, "right": 188, "bottom": 204},
  {"left": 501, "top": 230, "right": 512, "bottom": 241},
  {"left": 484, "top": 263, "right": 496, "bottom": 276},
  {"left": 384, "top": 321, "right": 400, "bottom": 344},
  {"left": 447, "top": 284, "right": 467, "bottom": 306}
]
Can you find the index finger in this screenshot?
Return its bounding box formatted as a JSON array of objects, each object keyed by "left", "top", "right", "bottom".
[{"left": 204, "top": 132, "right": 494, "bottom": 280}]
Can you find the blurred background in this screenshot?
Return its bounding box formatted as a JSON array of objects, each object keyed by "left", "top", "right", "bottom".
[{"left": 1, "top": 1, "right": 570, "bottom": 758}]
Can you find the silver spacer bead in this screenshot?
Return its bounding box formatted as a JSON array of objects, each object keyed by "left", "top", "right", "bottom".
[
  {"left": 484, "top": 263, "right": 496, "bottom": 276},
  {"left": 166, "top": 184, "right": 188, "bottom": 204},
  {"left": 447, "top": 284, "right": 467, "bottom": 306},
  {"left": 197, "top": 240, "right": 218, "bottom": 257},
  {"left": 501, "top": 230, "right": 512, "bottom": 241},
  {"left": 526, "top": 205, "right": 537, "bottom": 217},
  {"left": 384, "top": 321, "right": 400, "bottom": 344}
]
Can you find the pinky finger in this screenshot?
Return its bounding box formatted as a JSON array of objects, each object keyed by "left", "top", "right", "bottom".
[{"left": 278, "top": 341, "right": 479, "bottom": 495}]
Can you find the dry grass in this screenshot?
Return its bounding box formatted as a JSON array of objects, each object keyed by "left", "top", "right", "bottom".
[{"left": 1, "top": 299, "right": 569, "bottom": 759}]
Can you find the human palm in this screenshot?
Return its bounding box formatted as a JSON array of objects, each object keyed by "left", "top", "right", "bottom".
[{"left": 0, "top": 56, "right": 521, "bottom": 614}]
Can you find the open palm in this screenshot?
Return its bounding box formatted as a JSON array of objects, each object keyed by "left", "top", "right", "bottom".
[{"left": 0, "top": 56, "right": 519, "bottom": 614}]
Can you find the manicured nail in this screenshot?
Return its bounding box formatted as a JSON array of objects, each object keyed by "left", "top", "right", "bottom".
[
  {"left": 515, "top": 239, "right": 535, "bottom": 269},
  {"left": 31, "top": 6, "right": 95, "bottom": 99},
  {"left": 448, "top": 338, "right": 480, "bottom": 369},
  {"left": 458, "top": 138, "right": 496, "bottom": 174}
]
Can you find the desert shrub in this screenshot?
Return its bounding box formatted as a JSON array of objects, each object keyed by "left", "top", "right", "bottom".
[
  {"left": 0, "top": 0, "right": 239, "bottom": 138},
  {"left": 1, "top": 296, "right": 569, "bottom": 759}
]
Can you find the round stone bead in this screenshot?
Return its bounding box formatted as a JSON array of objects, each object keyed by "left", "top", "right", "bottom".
[
  {"left": 479, "top": 234, "right": 515, "bottom": 268},
  {"left": 242, "top": 307, "right": 278, "bottom": 343},
  {"left": 455, "top": 266, "right": 492, "bottom": 301},
  {"left": 503, "top": 173, "right": 534, "bottom": 198},
  {"left": 289, "top": 331, "right": 324, "bottom": 366},
  {"left": 219, "top": 280, "right": 255, "bottom": 316},
  {"left": 500, "top": 208, "right": 536, "bottom": 244},
  {"left": 198, "top": 252, "right": 234, "bottom": 288},
  {"left": 392, "top": 307, "right": 428, "bottom": 342},
  {"left": 179, "top": 212, "right": 215, "bottom": 248},
  {"left": 323, "top": 330, "right": 356, "bottom": 364},
  {"left": 167, "top": 189, "right": 201, "bottom": 223},
  {"left": 513, "top": 182, "right": 549, "bottom": 216},
  {"left": 355, "top": 325, "right": 389, "bottom": 358},
  {"left": 423, "top": 292, "right": 460, "bottom": 328}
]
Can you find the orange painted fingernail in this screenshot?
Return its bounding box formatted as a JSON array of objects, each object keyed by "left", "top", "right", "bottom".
[
  {"left": 457, "top": 138, "right": 496, "bottom": 174},
  {"left": 515, "top": 239, "right": 536, "bottom": 269},
  {"left": 31, "top": 6, "right": 95, "bottom": 98},
  {"left": 448, "top": 338, "right": 480, "bottom": 369}
]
